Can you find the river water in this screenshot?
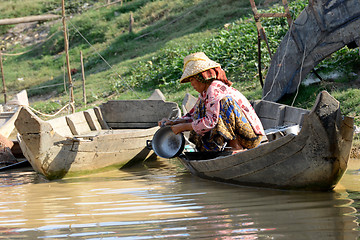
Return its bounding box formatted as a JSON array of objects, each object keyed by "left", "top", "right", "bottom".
[{"left": 0, "top": 158, "right": 359, "bottom": 240}]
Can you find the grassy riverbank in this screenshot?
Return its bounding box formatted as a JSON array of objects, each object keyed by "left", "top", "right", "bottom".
[{"left": 1, "top": 0, "right": 359, "bottom": 151}]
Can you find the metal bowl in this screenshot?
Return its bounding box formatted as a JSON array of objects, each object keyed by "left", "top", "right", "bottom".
[{"left": 151, "top": 125, "right": 185, "bottom": 158}]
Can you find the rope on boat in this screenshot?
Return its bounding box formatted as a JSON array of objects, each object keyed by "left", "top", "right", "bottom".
[
  {"left": 262, "top": 22, "right": 294, "bottom": 100},
  {"left": 4, "top": 83, "right": 65, "bottom": 96},
  {"left": 27, "top": 103, "right": 71, "bottom": 118},
  {"left": 291, "top": 44, "right": 306, "bottom": 106}
]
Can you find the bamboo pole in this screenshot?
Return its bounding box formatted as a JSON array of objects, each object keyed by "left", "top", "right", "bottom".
[
  {"left": 129, "top": 12, "right": 134, "bottom": 33},
  {"left": 80, "top": 51, "right": 86, "bottom": 106},
  {"left": 257, "top": 34, "right": 264, "bottom": 88},
  {"left": 62, "top": 0, "right": 75, "bottom": 113},
  {"left": 0, "top": 51, "right": 7, "bottom": 103}
]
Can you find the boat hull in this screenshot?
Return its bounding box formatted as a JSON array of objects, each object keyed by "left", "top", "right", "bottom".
[
  {"left": 15, "top": 97, "right": 180, "bottom": 179},
  {"left": 18, "top": 127, "right": 158, "bottom": 180}
]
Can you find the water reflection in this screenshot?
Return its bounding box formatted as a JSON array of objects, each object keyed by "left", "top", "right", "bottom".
[{"left": 0, "top": 158, "right": 358, "bottom": 239}]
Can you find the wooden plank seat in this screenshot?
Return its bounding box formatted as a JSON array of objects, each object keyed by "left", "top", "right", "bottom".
[
  {"left": 47, "top": 116, "right": 73, "bottom": 137},
  {"left": 48, "top": 107, "right": 110, "bottom": 138},
  {"left": 252, "top": 100, "right": 309, "bottom": 129},
  {"left": 99, "top": 100, "right": 180, "bottom": 129}
]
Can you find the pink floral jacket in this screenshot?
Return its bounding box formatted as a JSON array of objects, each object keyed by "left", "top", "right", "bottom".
[{"left": 181, "top": 80, "right": 265, "bottom": 136}]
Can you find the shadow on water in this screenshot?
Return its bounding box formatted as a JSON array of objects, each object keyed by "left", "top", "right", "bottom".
[{"left": 0, "top": 158, "right": 358, "bottom": 239}]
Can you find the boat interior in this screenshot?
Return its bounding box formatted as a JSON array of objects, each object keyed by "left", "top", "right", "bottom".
[
  {"left": 44, "top": 100, "right": 180, "bottom": 139},
  {"left": 251, "top": 99, "right": 309, "bottom": 142},
  {"left": 181, "top": 96, "right": 311, "bottom": 160}
]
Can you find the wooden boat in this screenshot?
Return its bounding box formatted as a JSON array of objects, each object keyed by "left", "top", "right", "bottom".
[
  {"left": 0, "top": 90, "right": 28, "bottom": 166},
  {"left": 14, "top": 90, "right": 180, "bottom": 180},
  {"left": 176, "top": 91, "right": 354, "bottom": 191}
]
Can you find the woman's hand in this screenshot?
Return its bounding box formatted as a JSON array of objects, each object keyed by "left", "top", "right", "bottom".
[{"left": 158, "top": 118, "right": 172, "bottom": 127}]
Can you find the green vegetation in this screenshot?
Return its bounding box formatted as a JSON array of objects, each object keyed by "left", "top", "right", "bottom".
[{"left": 0, "top": 0, "right": 359, "bottom": 128}]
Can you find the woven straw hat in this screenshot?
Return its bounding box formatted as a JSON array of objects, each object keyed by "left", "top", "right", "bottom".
[{"left": 180, "top": 52, "right": 221, "bottom": 83}]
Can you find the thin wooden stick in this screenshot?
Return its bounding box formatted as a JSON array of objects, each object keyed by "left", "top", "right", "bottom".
[
  {"left": 129, "top": 12, "right": 134, "bottom": 33},
  {"left": 80, "top": 51, "right": 86, "bottom": 106},
  {"left": 0, "top": 51, "right": 7, "bottom": 103},
  {"left": 257, "top": 33, "right": 264, "bottom": 88},
  {"left": 62, "top": 0, "right": 75, "bottom": 113}
]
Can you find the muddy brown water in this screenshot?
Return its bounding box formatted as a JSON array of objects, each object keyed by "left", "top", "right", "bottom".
[{"left": 0, "top": 158, "right": 359, "bottom": 239}]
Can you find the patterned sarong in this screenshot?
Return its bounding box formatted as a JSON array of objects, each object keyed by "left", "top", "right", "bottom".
[{"left": 189, "top": 96, "right": 261, "bottom": 152}]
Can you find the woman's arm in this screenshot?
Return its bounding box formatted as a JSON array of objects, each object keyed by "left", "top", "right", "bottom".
[
  {"left": 158, "top": 117, "right": 190, "bottom": 127},
  {"left": 171, "top": 122, "right": 193, "bottom": 134},
  {"left": 158, "top": 98, "right": 199, "bottom": 127}
]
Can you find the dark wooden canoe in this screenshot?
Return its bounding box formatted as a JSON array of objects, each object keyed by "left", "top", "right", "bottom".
[
  {"left": 15, "top": 90, "right": 180, "bottom": 180},
  {"left": 177, "top": 91, "right": 354, "bottom": 191}
]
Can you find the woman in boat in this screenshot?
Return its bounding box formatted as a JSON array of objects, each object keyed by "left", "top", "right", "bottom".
[{"left": 159, "top": 52, "right": 265, "bottom": 152}]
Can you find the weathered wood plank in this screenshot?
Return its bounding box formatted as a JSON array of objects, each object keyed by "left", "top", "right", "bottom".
[
  {"left": 100, "top": 100, "right": 179, "bottom": 124},
  {"left": 93, "top": 107, "right": 109, "bottom": 130},
  {"left": 189, "top": 134, "right": 296, "bottom": 172},
  {"left": 84, "top": 109, "right": 102, "bottom": 131},
  {"left": 275, "top": 106, "right": 286, "bottom": 126},
  {"left": 47, "top": 116, "right": 73, "bottom": 137},
  {"left": 107, "top": 122, "right": 158, "bottom": 129},
  {"left": 204, "top": 117, "right": 326, "bottom": 181},
  {"left": 255, "top": 101, "right": 309, "bottom": 123},
  {"left": 66, "top": 112, "right": 92, "bottom": 135}
]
